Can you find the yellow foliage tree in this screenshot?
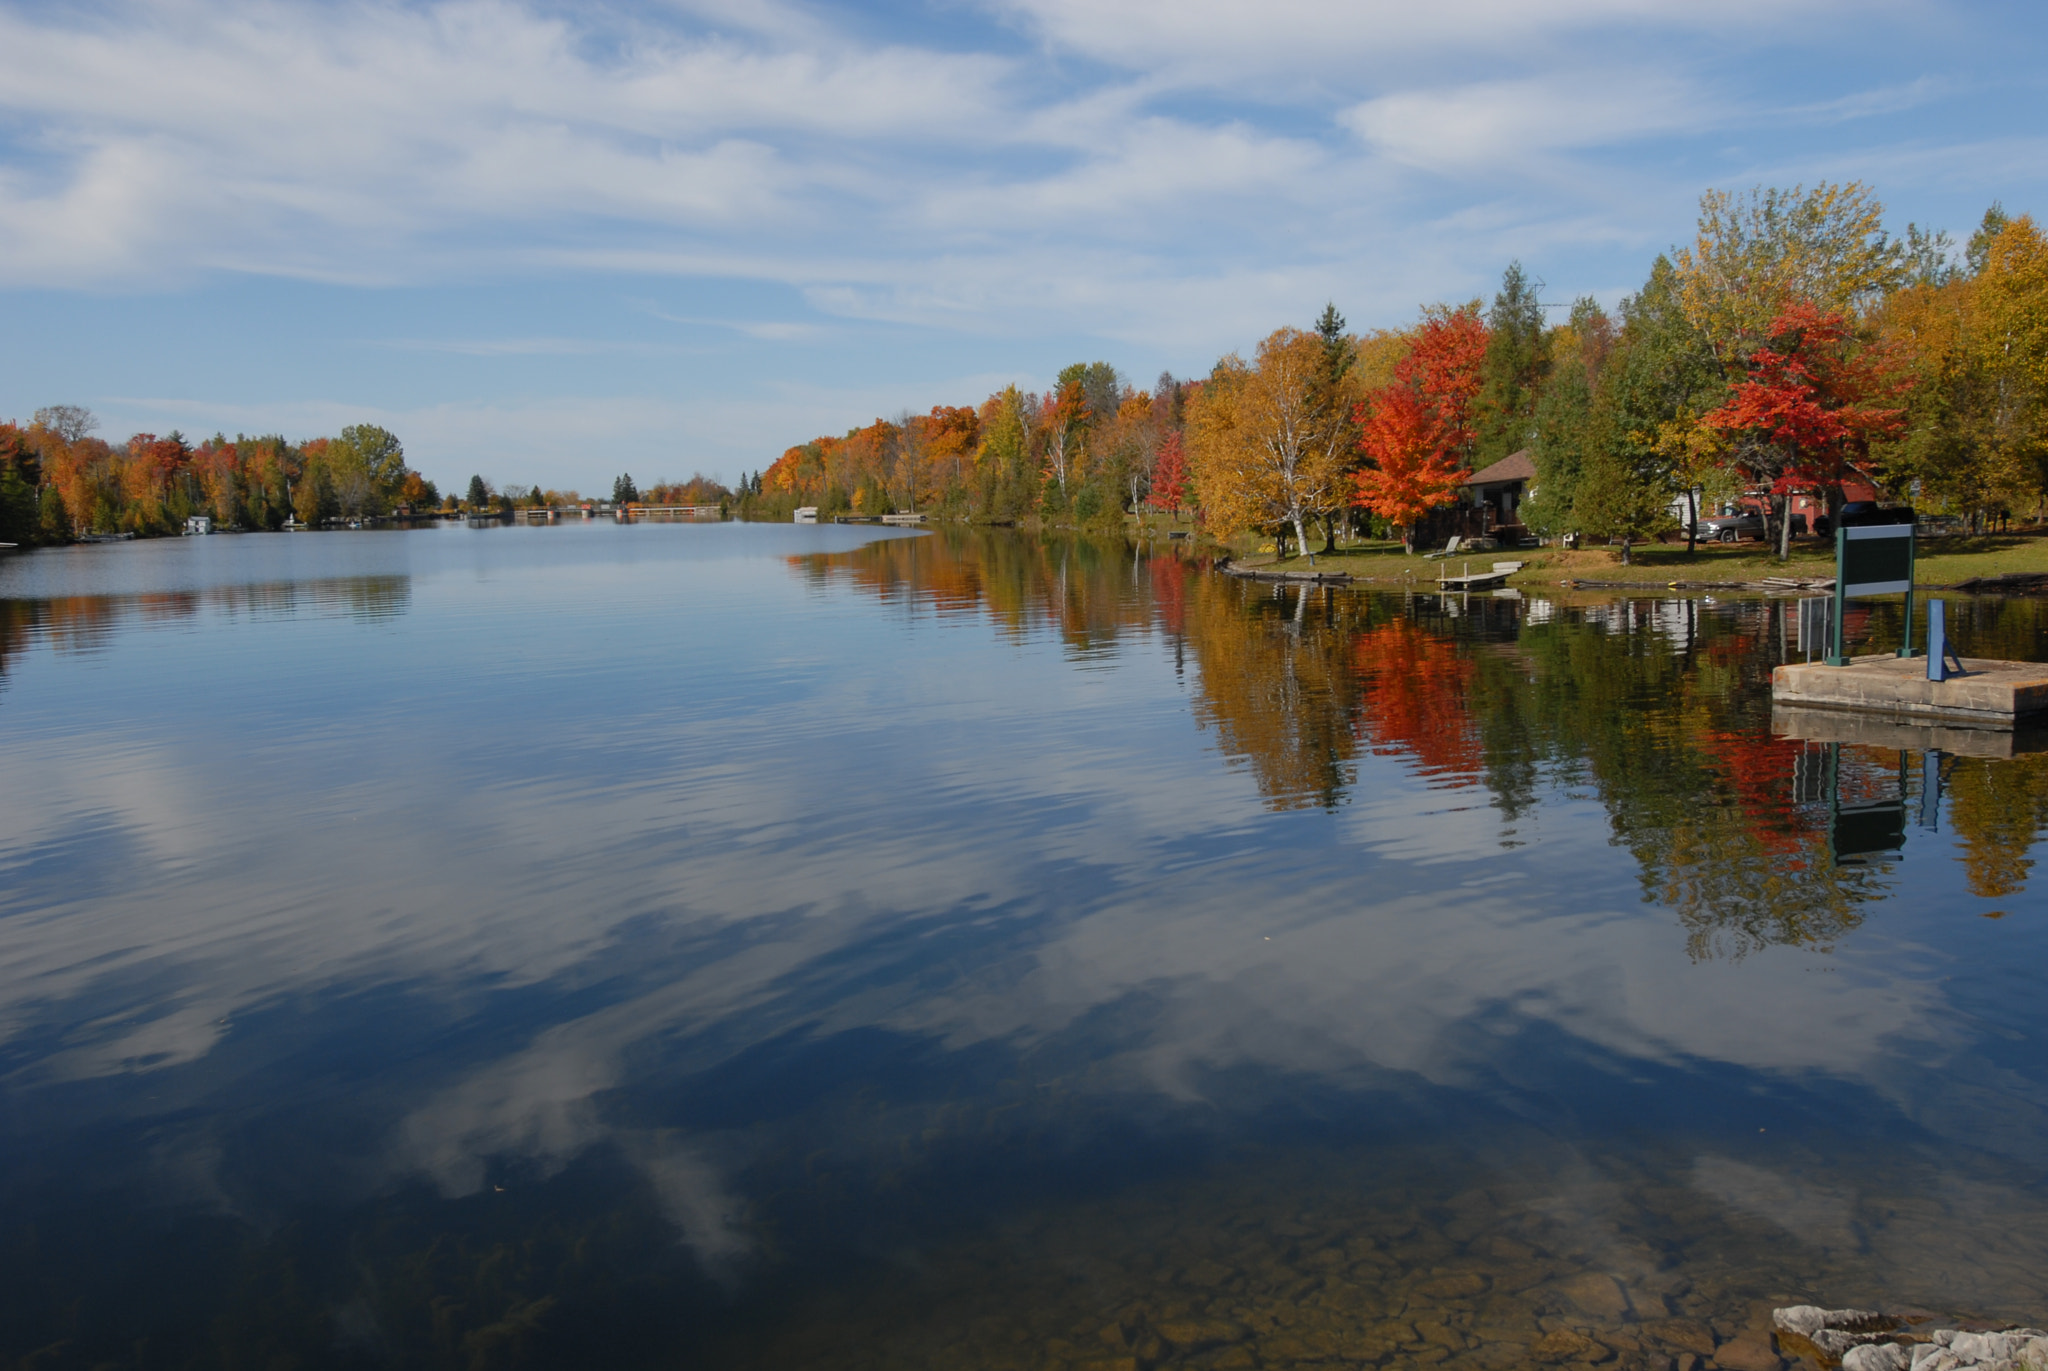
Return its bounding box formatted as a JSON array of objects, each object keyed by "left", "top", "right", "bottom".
[
  {"left": 1674, "top": 182, "right": 1906, "bottom": 359},
  {"left": 1186, "top": 328, "right": 1359, "bottom": 557},
  {"left": 1875, "top": 214, "right": 2048, "bottom": 522}
]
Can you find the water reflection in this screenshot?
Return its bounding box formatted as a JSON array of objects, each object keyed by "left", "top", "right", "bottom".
[
  {"left": 1, "top": 525, "right": 2045, "bottom": 1369},
  {"left": 0, "top": 574, "right": 409, "bottom": 675},
  {"left": 807, "top": 529, "right": 2046, "bottom": 957}
]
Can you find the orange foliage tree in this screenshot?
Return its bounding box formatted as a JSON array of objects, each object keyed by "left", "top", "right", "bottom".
[
  {"left": 1349, "top": 306, "right": 1487, "bottom": 551},
  {"left": 1701, "top": 302, "right": 1910, "bottom": 555}
]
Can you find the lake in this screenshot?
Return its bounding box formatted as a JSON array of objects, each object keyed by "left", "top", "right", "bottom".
[{"left": 2, "top": 522, "right": 2045, "bottom": 1370}]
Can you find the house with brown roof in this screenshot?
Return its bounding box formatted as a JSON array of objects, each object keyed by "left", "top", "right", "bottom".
[
  {"left": 1460, "top": 449, "right": 1535, "bottom": 536},
  {"left": 1406, "top": 449, "right": 1537, "bottom": 549}
]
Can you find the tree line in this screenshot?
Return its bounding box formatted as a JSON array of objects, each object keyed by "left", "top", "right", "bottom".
[
  {"left": 0, "top": 407, "right": 749, "bottom": 546},
  {"left": 0, "top": 409, "right": 436, "bottom": 544},
  {"left": 753, "top": 182, "right": 2048, "bottom": 559}
]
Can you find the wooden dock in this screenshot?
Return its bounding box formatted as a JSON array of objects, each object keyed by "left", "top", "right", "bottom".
[{"left": 1772, "top": 654, "right": 2048, "bottom": 727}]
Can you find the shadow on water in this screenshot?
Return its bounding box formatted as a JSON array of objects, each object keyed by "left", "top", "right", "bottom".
[{"left": 2, "top": 527, "right": 2047, "bottom": 1368}]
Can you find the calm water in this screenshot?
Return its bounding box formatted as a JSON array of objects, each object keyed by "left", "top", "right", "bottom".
[{"left": 2, "top": 523, "right": 2045, "bottom": 1370}]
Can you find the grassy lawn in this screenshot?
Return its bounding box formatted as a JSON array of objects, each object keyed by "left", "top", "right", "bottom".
[{"left": 1208, "top": 526, "right": 2048, "bottom": 588}]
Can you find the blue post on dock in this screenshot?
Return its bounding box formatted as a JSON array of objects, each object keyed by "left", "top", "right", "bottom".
[{"left": 1926, "top": 599, "right": 1965, "bottom": 682}]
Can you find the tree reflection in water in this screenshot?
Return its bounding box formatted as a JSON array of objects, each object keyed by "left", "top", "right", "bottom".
[
  {"left": 807, "top": 529, "right": 2048, "bottom": 959},
  {"left": 0, "top": 575, "right": 412, "bottom": 680}
]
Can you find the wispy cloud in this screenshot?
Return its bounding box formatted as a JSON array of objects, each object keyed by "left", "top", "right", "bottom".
[
  {"left": 372, "top": 337, "right": 673, "bottom": 356},
  {"left": 634, "top": 306, "right": 831, "bottom": 342}
]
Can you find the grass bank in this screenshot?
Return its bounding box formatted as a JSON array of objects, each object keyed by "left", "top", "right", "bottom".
[{"left": 1205, "top": 526, "right": 2048, "bottom": 589}]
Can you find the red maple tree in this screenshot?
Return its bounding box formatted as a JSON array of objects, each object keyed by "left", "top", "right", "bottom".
[
  {"left": 1148, "top": 431, "right": 1189, "bottom": 516},
  {"left": 1700, "top": 302, "right": 1910, "bottom": 543},
  {"left": 1348, "top": 306, "right": 1487, "bottom": 550},
  {"left": 1350, "top": 386, "right": 1466, "bottom": 551}
]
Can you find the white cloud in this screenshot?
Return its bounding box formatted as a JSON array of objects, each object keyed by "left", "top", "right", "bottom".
[
  {"left": 1339, "top": 73, "right": 1709, "bottom": 171},
  {"left": 0, "top": 0, "right": 1015, "bottom": 286}
]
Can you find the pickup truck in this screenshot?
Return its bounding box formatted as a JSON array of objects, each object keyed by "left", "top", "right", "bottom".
[{"left": 1694, "top": 508, "right": 1766, "bottom": 543}]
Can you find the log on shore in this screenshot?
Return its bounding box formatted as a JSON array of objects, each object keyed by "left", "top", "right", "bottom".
[
  {"left": 1220, "top": 565, "right": 1355, "bottom": 584},
  {"left": 1943, "top": 572, "right": 2048, "bottom": 595}
]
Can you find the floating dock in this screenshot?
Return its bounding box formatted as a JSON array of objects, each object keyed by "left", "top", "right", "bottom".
[{"left": 1772, "top": 654, "right": 2048, "bottom": 728}]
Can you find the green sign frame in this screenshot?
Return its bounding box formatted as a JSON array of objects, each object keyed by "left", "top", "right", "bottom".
[{"left": 1828, "top": 523, "right": 1916, "bottom": 666}]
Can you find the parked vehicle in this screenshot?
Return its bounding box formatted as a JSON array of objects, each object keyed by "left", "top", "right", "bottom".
[
  {"left": 1693, "top": 507, "right": 1766, "bottom": 543},
  {"left": 1814, "top": 502, "right": 1916, "bottom": 536}
]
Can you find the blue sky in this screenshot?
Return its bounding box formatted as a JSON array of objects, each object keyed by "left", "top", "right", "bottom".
[{"left": 2, "top": 0, "right": 2044, "bottom": 494}]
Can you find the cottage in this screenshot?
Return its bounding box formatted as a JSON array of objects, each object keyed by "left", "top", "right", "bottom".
[
  {"left": 183, "top": 514, "right": 213, "bottom": 536},
  {"left": 1408, "top": 450, "right": 1536, "bottom": 550},
  {"left": 1460, "top": 450, "right": 1534, "bottom": 535}
]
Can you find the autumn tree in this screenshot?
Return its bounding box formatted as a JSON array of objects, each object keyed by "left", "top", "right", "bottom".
[
  {"left": 1148, "top": 431, "right": 1190, "bottom": 518},
  {"left": 296, "top": 448, "right": 338, "bottom": 525},
  {"left": 1091, "top": 388, "right": 1160, "bottom": 522},
  {"left": 0, "top": 423, "right": 41, "bottom": 547},
  {"left": 1397, "top": 304, "right": 1488, "bottom": 466},
  {"left": 1187, "top": 328, "right": 1358, "bottom": 558},
  {"left": 1876, "top": 209, "right": 2048, "bottom": 527},
  {"left": 1701, "top": 304, "right": 1910, "bottom": 557},
  {"left": 1039, "top": 374, "right": 1090, "bottom": 508},
  {"left": 1350, "top": 386, "right": 1464, "bottom": 552},
  {"left": 1348, "top": 304, "right": 1486, "bottom": 551},
  {"left": 975, "top": 386, "right": 1034, "bottom": 520},
  {"left": 1969, "top": 212, "right": 2048, "bottom": 518},
  {"left": 918, "top": 405, "right": 981, "bottom": 509},
  {"left": 1674, "top": 182, "right": 1907, "bottom": 359}
]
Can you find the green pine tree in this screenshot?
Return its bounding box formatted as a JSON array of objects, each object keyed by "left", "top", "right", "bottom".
[{"left": 1473, "top": 262, "right": 1551, "bottom": 468}]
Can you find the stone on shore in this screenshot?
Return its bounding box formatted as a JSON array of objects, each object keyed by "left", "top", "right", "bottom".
[{"left": 1773, "top": 1305, "right": 2048, "bottom": 1371}]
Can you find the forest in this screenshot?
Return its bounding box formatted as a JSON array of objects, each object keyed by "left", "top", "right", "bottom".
[{"left": 741, "top": 182, "right": 2048, "bottom": 560}]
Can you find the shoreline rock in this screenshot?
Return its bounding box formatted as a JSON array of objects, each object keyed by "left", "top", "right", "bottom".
[{"left": 1774, "top": 1305, "right": 2048, "bottom": 1371}]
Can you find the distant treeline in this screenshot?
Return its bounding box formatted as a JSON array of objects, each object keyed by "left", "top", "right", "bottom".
[
  {"left": 748, "top": 182, "right": 2048, "bottom": 559},
  {"left": 0, "top": 411, "right": 438, "bottom": 545}
]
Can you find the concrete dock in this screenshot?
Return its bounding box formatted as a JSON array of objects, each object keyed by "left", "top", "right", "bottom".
[
  {"left": 1772, "top": 654, "right": 2048, "bottom": 727},
  {"left": 1771, "top": 704, "right": 2046, "bottom": 758}
]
